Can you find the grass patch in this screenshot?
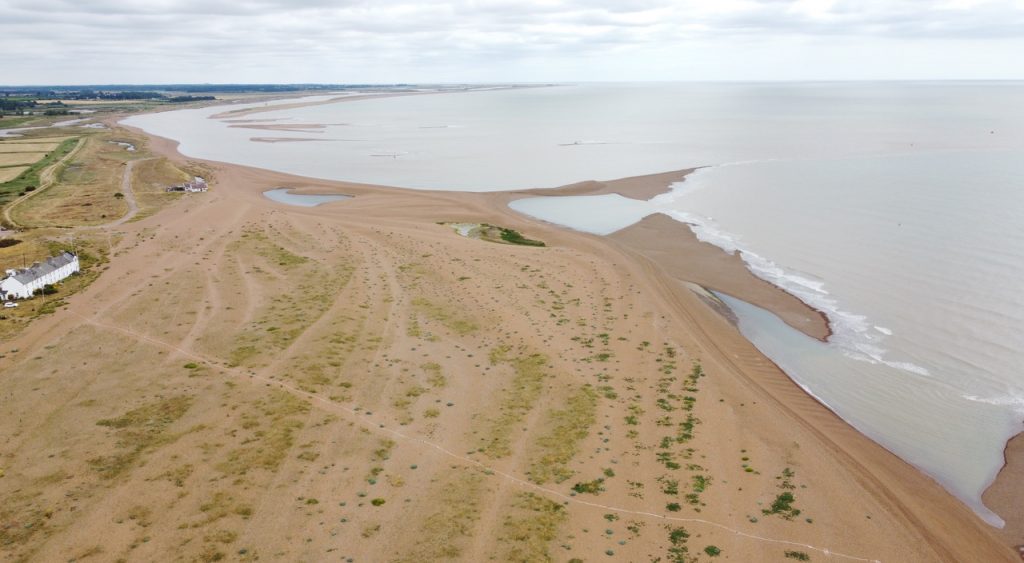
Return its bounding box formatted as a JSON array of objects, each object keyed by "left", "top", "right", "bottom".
[
  {"left": 496, "top": 493, "right": 566, "bottom": 562},
  {"left": 479, "top": 347, "right": 548, "bottom": 458},
  {"left": 89, "top": 395, "right": 193, "bottom": 479},
  {"left": 236, "top": 229, "right": 308, "bottom": 267},
  {"left": 763, "top": 492, "right": 801, "bottom": 520},
  {"left": 411, "top": 297, "right": 478, "bottom": 335},
  {"left": 218, "top": 391, "right": 310, "bottom": 475},
  {"left": 571, "top": 478, "right": 605, "bottom": 495},
  {"left": 422, "top": 362, "right": 446, "bottom": 388},
  {"left": 666, "top": 526, "right": 691, "bottom": 563},
  {"left": 527, "top": 384, "right": 598, "bottom": 484},
  {"left": 496, "top": 227, "right": 545, "bottom": 247},
  {"left": 392, "top": 470, "right": 484, "bottom": 562}
]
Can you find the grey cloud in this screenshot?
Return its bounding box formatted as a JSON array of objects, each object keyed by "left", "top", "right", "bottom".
[{"left": 1, "top": 0, "right": 1022, "bottom": 83}]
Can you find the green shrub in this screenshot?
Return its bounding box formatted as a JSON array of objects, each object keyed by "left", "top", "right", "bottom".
[{"left": 571, "top": 478, "right": 605, "bottom": 495}]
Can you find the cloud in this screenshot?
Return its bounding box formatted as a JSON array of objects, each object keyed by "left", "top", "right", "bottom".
[{"left": 1, "top": 0, "right": 1022, "bottom": 83}]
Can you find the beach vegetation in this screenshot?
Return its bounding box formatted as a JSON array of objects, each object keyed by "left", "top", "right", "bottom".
[
  {"left": 763, "top": 492, "right": 801, "bottom": 520},
  {"left": 412, "top": 297, "right": 478, "bottom": 335},
  {"left": 496, "top": 493, "right": 566, "bottom": 562},
  {"left": 527, "top": 384, "right": 598, "bottom": 484},
  {"left": 89, "top": 395, "right": 193, "bottom": 479},
  {"left": 571, "top": 478, "right": 605, "bottom": 494},
  {"left": 392, "top": 469, "right": 483, "bottom": 562},
  {"left": 479, "top": 347, "right": 547, "bottom": 457},
  {"left": 666, "top": 526, "right": 690, "bottom": 563}
]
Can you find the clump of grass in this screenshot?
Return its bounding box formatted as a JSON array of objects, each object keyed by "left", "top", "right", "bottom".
[
  {"left": 374, "top": 438, "right": 396, "bottom": 461},
  {"left": 785, "top": 550, "right": 811, "bottom": 561},
  {"left": 193, "top": 491, "right": 253, "bottom": 527},
  {"left": 496, "top": 227, "right": 545, "bottom": 247},
  {"left": 218, "top": 391, "right": 310, "bottom": 475},
  {"left": 392, "top": 470, "right": 484, "bottom": 562},
  {"left": 371, "top": 498, "right": 386, "bottom": 506},
  {"left": 479, "top": 347, "right": 548, "bottom": 458},
  {"left": 763, "top": 468, "right": 802, "bottom": 520},
  {"left": 422, "top": 362, "right": 447, "bottom": 388},
  {"left": 763, "top": 492, "right": 801, "bottom": 520},
  {"left": 704, "top": 545, "right": 722, "bottom": 557},
  {"left": 236, "top": 229, "right": 308, "bottom": 267},
  {"left": 571, "top": 478, "right": 605, "bottom": 495},
  {"left": 89, "top": 395, "right": 193, "bottom": 479},
  {"left": 154, "top": 464, "right": 195, "bottom": 487},
  {"left": 496, "top": 493, "right": 566, "bottom": 562},
  {"left": 666, "top": 526, "right": 690, "bottom": 563},
  {"left": 412, "top": 298, "right": 478, "bottom": 335},
  {"left": 527, "top": 385, "right": 598, "bottom": 484}
]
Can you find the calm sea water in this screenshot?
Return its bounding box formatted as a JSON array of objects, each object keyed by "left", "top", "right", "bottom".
[{"left": 125, "top": 83, "right": 1024, "bottom": 525}]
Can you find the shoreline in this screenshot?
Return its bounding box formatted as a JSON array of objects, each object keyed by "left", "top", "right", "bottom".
[
  {"left": 984, "top": 431, "right": 1024, "bottom": 551},
  {"left": 101, "top": 116, "right": 1018, "bottom": 559},
  {"left": 504, "top": 168, "right": 832, "bottom": 341}
]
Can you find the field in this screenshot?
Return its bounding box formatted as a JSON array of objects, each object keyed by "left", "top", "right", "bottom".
[
  {"left": 0, "top": 166, "right": 29, "bottom": 183},
  {"left": 8, "top": 136, "right": 129, "bottom": 226},
  {"left": 4, "top": 129, "right": 191, "bottom": 228},
  {"left": 0, "top": 152, "right": 49, "bottom": 166},
  {"left": 0, "top": 142, "right": 63, "bottom": 153},
  {"left": 0, "top": 137, "right": 78, "bottom": 207}
]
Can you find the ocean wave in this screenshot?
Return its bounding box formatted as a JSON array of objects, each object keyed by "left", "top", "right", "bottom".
[
  {"left": 963, "top": 393, "right": 1024, "bottom": 415},
  {"left": 656, "top": 197, "right": 932, "bottom": 378}
]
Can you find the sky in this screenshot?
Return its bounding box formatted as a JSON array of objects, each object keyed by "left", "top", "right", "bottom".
[{"left": 2, "top": 0, "right": 1023, "bottom": 84}]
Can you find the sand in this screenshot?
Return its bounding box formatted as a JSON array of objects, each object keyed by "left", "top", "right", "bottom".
[
  {"left": 609, "top": 214, "right": 831, "bottom": 340},
  {"left": 228, "top": 123, "right": 328, "bottom": 132},
  {"left": 0, "top": 121, "right": 1015, "bottom": 562},
  {"left": 985, "top": 433, "right": 1024, "bottom": 553},
  {"left": 515, "top": 168, "right": 700, "bottom": 200}
]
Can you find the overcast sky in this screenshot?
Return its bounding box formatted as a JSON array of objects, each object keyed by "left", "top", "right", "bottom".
[{"left": 2, "top": 0, "right": 1023, "bottom": 84}]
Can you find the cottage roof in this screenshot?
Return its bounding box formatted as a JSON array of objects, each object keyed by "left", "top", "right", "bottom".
[{"left": 11, "top": 252, "right": 77, "bottom": 284}]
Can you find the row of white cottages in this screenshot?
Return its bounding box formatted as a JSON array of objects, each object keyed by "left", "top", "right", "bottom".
[{"left": 0, "top": 251, "right": 80, "bottom": 300}]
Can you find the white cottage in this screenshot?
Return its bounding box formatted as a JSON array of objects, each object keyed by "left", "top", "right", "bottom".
[{"left": 1, "top": 251, "right": 80, "bottom": 300}]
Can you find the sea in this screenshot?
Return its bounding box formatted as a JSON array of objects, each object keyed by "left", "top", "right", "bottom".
[{"left": 124, "top": 82, "right": 1024, "bottom": 526}]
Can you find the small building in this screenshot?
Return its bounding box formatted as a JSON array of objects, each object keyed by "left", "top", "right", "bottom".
[
  {"left": 1, "top": 251, "right": 80, "bottom": 300},
  {"left": 167, "top": 176, "right": 208, "bottom": 193}
]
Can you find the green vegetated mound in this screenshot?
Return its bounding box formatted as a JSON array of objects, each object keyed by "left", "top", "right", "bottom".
[{"left": 443, "top": 222, "right": 546, "bottom": 247}]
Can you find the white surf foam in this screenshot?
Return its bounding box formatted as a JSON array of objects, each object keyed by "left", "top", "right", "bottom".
[{"left": 653, "top": 171, "right": 932, "bottom": 378}]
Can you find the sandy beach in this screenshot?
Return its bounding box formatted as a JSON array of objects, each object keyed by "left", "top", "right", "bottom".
[{"left": 0, "top": 119, "right": 1015, "bottom": 562}]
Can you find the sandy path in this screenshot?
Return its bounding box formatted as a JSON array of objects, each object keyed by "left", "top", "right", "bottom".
[{"left": 102, "top": 157, "right": 145, "bottom": 227}]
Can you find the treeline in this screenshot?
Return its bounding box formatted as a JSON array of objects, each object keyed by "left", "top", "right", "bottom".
[
  {"left": 0, "top": 90, "right": 216, "bottom": 110},
  {"left": 0, "top": 84, "right": 413, "bottom": 95},
  {"left": 0, "top": 98, "right": 36, "bottom": 112},
  {"left": 167, "top": 95, "right": 216, "bottom": 103}
]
